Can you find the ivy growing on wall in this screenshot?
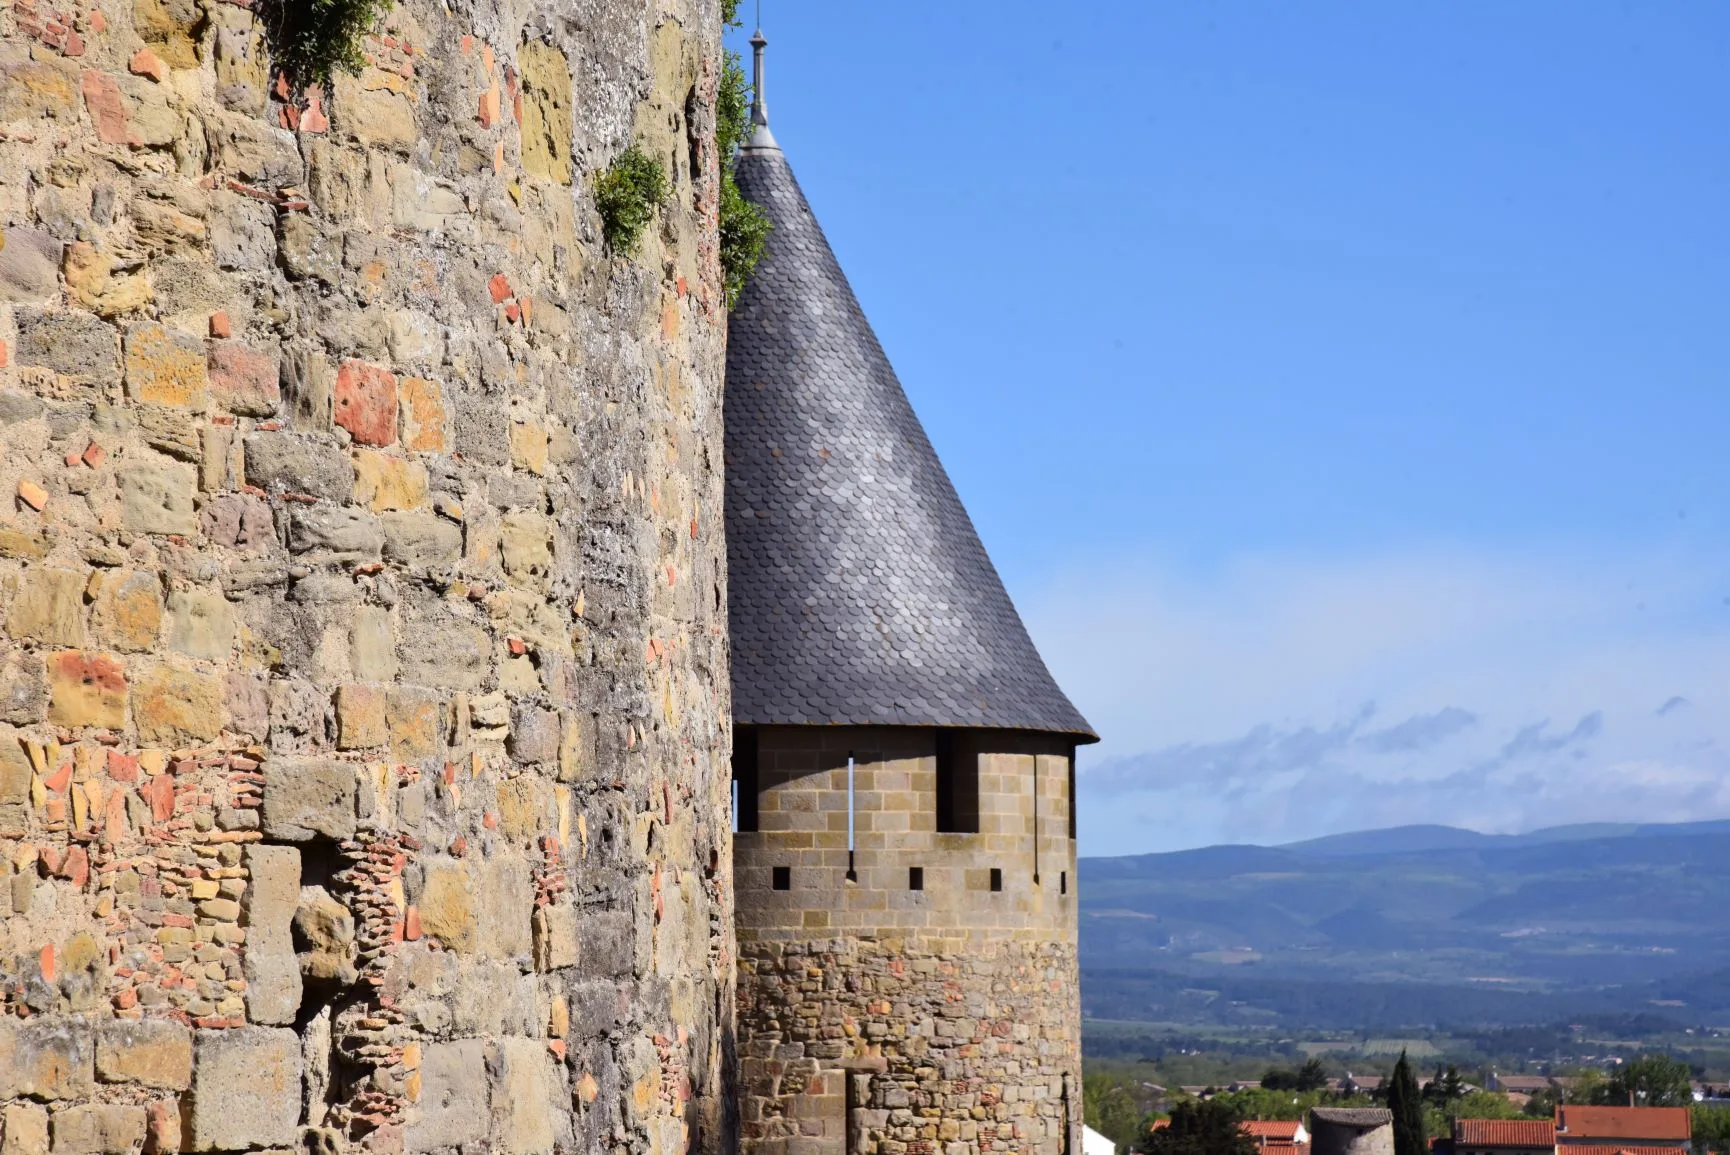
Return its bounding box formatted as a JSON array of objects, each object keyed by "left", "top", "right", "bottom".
[
  {"left": 260, "top": 0, "right": 393, "bottom": 92},
  {"left": 717, "top": 0, "right": 770, "bottom": 307},
  {"left": 596, "top": 145, "right": 670, "bottom": 256}
]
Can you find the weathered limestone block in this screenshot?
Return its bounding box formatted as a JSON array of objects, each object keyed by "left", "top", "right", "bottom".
[
  {"left": 94, "top": 1020, "right": 192, "bottom": 1090},
  {"left": 288, "top": 504, "right": 384, "bottom": 557},
  {"left": 244, "top": 433, "right": 354, "bottom": 501},
  {"left": 261, "top": 757, "right": 355, "bottom": 841},
  {"left": 335, "top": 683, "right": 387, "bottom": 749},
  {"left": 241, "top": 844, "right": 302, "bottom": 1025},
  {"left": 119, "top": 457, "right": 198, "bottom": 536},
  {"left": 493, "top": 1037, "right": 567, "bottom": 1154},
  {"left": 47, "top": 1104, "right": 145, "bottom": 1155},
  {"left": 0, "top": 1103, "right": 49, "bottom": 1155},
  {"left": 0, "top": 651, "right": 48, "bottom": 725},
  {"left": 14, "top": 309, "right": 121, "bottom": 386},
  {"left": 87, "top": 571, "right": 164, "bottom": 652},
  {"left": 165, "top": 590, "right": 235, "bottom": 661},
  {"left": 292, "top": 886, "right": 356, "bottom": 984},
  {"left": 188, "top": 1027, "right": 301, "bottom": 1151},
  {"left": 404, "top": 1039, "right": 488, "bottom": 1152},
  {"left": 5, "top": 568, "right": 86, "bottom": 646},
  {"left": 0, "top": 1017, "right": 95, "bottom": 1100},
  {"left": 380, "top": 512, "right": 461, "bottom": 568},
  {"left": 0, "top": 225, "right": 64, "bottom": 303},
  {"left": 130, "top": 664, "right": 223, "bottom": 745}
]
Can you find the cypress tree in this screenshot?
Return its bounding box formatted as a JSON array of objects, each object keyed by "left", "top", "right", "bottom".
[{"left": 1387, "top": 1050, "right": 1426, "bottom": 1155}]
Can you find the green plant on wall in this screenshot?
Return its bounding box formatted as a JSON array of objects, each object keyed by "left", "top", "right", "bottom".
[
  {"left": 717, "top": 0, "right": 770, "bottom": 307},
  {"left": 596, "top": 145, "right": 670, "bottom": 256},
  {"left": 260, "top": 0, "right": 394, "bottom": 92}
]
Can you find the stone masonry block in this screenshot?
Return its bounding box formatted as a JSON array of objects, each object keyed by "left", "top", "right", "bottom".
[
  {"left": 352, "top": 449, "right": 427, "bottom": 511},
  {"left": 335, "top": 683, "right": 387, "bottom": 749},
  {"left": 207, "top": 340, "right": 281, "bottom": 416},
  {"left": 244, "top": 433, "right": 354, "bottom": 501},
  {"left": 46, "top": 651, "right": 127, "bottom": 730},
  {"left": 240, "top": 843, "right": 302, "bottom": 1025},
  {"left": 165, "top": 590, "right": 235, "bottom": 661},
  {"left": 87, "top": 570, "right": 164, "bottom": 652},
  {"left": 1, "top": 1103, "right": 49, "bottom": 1155},
  {"left": 0, "top": 1017, "right": 95, "bottom": 1100},
  {"left": 48, "top": 1104, "right": 146, "bottom": 1155},
  {"left": 124, "top": 322, "right": 208, "bottom": 409},
  {"left": 5, "top": 568, "right": 86, "bottom": 646},
  {"left": 14, "top": 309, "right": 120, "bottom": 386},
  {"left": 119, "top": 458, "right": 198, "bottom": 536},
  {"left": 131, "top": 664, "right": 223, "bottom": 745},
  {"left": 493, "top": 1037, "right": 565, "bottom": 1154},
  {"left": 262, "top": 757, "right": 356, "bottom": 841},
  {"left": 381, "top": 512, "right": 462, "bottom": 568},
  {"left": 188, "top": 1027, "right": 301, "bottom": 1151},
  {"left": 0, "top": 226, "right": 63, "bottom": 303},
  {"left": 94, "top": 1020, "right": 192, "bottom": 1090},
  {"left": 333, "top": 359, "right": 397, "bottom": 446},
  {"left": 404, "top": 1039, "right": 488, "bottom": 1152}
]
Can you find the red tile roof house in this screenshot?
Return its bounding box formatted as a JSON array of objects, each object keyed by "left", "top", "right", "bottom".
[
  {"left": 1554, "top": 1106, "right": 1692, "bottom": 1155},
  {"left": 1245, "top": 1120, "right": 1313, "bottom": 1155},
  {"left": 1453, "top": 1118, "right": 1558, "bottom": 1155}
]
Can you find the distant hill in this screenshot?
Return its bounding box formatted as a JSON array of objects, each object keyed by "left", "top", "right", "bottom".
[
  {"left": 1281, "top": 819, "right": 1730, "bottom": 857},
  {"left": 1078, "top": 820, "right": 1730, "bottom": 1030}
]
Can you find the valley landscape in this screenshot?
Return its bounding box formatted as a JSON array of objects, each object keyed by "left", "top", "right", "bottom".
[{"left": 1079, "top": 820, "right": 1730, "bottom": 1032}]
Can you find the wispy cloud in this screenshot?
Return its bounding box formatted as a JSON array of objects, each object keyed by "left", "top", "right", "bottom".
[{"left": 1019, "top": 542, "right": 1730, "bottom": 853}]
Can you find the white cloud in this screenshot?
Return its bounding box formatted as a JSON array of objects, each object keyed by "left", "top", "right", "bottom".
[{"left": 1018, "top": 542, "right": 1730, "bottom": 854}]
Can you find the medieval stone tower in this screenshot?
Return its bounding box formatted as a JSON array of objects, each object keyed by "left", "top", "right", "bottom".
[
  {"left": 724, "top": 35, "right": 1097, "bottom": 1155},
  {"left": 0, "top": 2, "right": 735, "bottom": 1155}
]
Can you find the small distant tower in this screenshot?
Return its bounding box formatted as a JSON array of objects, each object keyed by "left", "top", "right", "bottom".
[{"left": 725, "top": 28, "right": 1098, "bottom": 1155}]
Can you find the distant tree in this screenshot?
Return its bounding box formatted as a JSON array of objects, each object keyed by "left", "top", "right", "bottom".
[
  {"left": 1694, "top": 1104, "right": 1730, "bottom": 1155},
  {"left": 1426, "top": 1065, "right": 1467, "bottom": 1107},
  {"left": 1086, "top": 1072, "right": 1151, "bottom": 1153},
  {"left": 1451, "top": 1091, "right": 1526, "bottom": 1121},
  {"left": 1262, "top": 1059, "right": 1330, "bottom": 1094},
  {"left": 1523, "top": 1085, "right": 1561, "bottom": 1118},
  {"left": 1135, "top": 1099, "right": 1257, "bottom": 1155},
  {"left": 1388, "top": 1051, "right": 1427, "bottom": 1155},
  {"left": 1595, "top": 1054, "right": 1694, "bottom": 1108}
]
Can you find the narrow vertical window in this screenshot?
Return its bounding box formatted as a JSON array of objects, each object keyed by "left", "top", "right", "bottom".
[
  {"left": 1060, "top": 871, "right": 1068, "bottom": 895},
  {"left": 845, "top": 753, "right": 857, "bottom": 882},
  {"left": 908, "top": 866, "right": 923, "bottom": 891},
  {"left": 935, "top": 731, "right": 978, "bottom": 833},
  {"left": 1031, "top": 752, "right": 1041, "bottom": 885},
  {"left": 732, "top": 727, "right": 759, "bottom": 832},
  {"left": 989, "top": 867, "right": 1002, "bottom": 893},
  {"left": 1067, "top": 747, "right": 1077, "bottom": 841},
  {"left": 772, "top": 866, "right": 790, "bottom": 890}
]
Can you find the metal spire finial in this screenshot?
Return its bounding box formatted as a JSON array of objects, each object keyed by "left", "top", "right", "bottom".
[{"left": 746, "top": 21, "right": 778, "bottom": 150}]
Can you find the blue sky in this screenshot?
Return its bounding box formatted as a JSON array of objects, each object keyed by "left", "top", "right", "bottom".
[{"left": 731, "top": 5, "right": 1730, "bottom": 854}]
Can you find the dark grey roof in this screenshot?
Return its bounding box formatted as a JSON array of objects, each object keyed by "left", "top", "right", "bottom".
[
  {"left": 723, "top": 137, "right": 1095, "bottom": 740},
  {"left": 1310, "top": 1110, "right": 1394, "bottom": 1129}
]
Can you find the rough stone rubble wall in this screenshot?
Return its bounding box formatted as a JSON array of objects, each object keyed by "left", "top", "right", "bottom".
[
  {"left": 0, "top": 0, "right": 734, "bottom": 1152},
  {"left": 734, "top": 727, "right": 1082, "bottom": 1155}
]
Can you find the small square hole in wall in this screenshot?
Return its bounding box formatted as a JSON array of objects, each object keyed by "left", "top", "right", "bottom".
[
  {"left": 909, "top": 867, "right": 924, "bottom": 891},
  {"left": 989, "top": 867, "right": 1002, "bottom": 893},
  {"left": 1060, "top": 871, "right": 1068, "bottom": 895},
  {"left": 772, "top": 866, "right": 790, "bottom": 891}
]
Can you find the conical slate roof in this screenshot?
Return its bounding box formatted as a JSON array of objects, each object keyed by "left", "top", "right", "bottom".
[{"left": 723, "top": 124, "right": 1096, "bottom": 740}]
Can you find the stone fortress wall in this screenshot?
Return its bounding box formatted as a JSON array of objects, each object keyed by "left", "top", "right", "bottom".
[
  {"left": 733, "top": 726, "right": 1082, "bottom": 1155},
  {"left": 0, "top": 1, "right": 736, "bottom": 1154}
]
